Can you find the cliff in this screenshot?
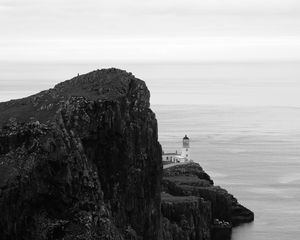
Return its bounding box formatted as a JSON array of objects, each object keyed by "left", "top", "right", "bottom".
[
  {"left": 0, "top": 68, "right": 253, "bottom": 240},
  {"left": 0, "top": 69, "right": 162, "bottom": 240},
  {"left": 161, "top": 162, "right": 254, "bottom": 240}
]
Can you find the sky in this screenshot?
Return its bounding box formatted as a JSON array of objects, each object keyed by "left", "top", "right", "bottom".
[
  {"left": 1, "top": 0, "right": 300, "bottom": 62},
  {"left": 0, "top": 0, "right": 300, "bottom": 106}
]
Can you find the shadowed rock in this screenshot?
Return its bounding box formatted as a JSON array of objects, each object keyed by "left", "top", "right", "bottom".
[
  {"left": 0, "top": 68, "right": 162, "bottom": 240},
  {"left": 161, "top": 162, "right": 254, "bottom": 240},
  {"left": 161, "top": 192, "right": 211, "bottom": 240},
  {"left": 0, "top": 68, "right": 253, "bottom": 240}
]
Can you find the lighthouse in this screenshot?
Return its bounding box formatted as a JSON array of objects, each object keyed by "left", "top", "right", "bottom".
[
  {"left": 162, "top": 135, "right": 192, "bottom": 164},
  {"left": 181, "top": 135, "right": 190, "bottom": 161}
]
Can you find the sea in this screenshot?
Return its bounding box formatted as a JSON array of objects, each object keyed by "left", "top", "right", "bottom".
[
  {"left": 1, "top": 61, "right": 300, "bottom": 239},
  {"left": 153, "top": 104, "right": 300, "bottom": 240}
]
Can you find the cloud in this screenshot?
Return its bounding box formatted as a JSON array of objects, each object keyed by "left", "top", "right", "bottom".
[
  {"left": 122, "top": 0, "right": 300, "bottom": 16},
  {"left": 0, "top": 0, "right": 38, "bottom": 8},
  {"left": 1, "top": 36, "right": 300, "bottom": 62},
  {"left": 0, "top": 0, "right": 300, "bottom": 62}
]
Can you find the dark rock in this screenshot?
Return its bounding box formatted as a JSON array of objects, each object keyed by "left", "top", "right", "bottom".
[
  {"left": 211, "top": 221, "right": 232, "bottom": 240},
  {"left": 0, "top": 69, "right": 162, "bottom": 240},
  {"left": 0, "top": 68, "right": 253, "bottom": 240},
  {"left": 161, "top": 162, "right": 254, "bottom": 240},
  {"left": 161, "top": 193, "right": 211, "bottom": 240}
]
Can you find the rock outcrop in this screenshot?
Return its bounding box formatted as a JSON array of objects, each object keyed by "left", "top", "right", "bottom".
[
  {"left": 0, "top": 69, "right": 162, "bottom": 240},
  {"left": 0, "top": 68, "right": 253, "bottom": 240},
  {"left": 161, "top": 192, "right": 211, "bottom": 240},
  {"left": 161, "top": 162, "right": 254, "bottom": 240}
]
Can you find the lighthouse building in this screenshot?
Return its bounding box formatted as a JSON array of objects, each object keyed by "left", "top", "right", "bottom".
[
  {"left": 162, "top": 135, "right": 192, "bottom": 163},
  {"left": 181, "top": 135, "right": 190, "bottom": 161}
]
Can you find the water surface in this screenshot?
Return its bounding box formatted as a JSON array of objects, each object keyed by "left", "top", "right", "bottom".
[{"left": 152, "top": 104, "right": 300, "bottom": 240}]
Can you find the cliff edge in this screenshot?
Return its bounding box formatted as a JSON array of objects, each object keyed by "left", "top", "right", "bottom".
[
  {"left": 0, "top": 68, "right": 253, "bottom": 240},
  {"left": 162, "top": 162, "right": 254, "bottom": 240},
  {"left": 0, "top": 69, "right": 162, "bottom": 240}
]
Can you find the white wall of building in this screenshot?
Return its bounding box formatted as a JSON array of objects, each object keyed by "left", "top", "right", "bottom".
[{"left": 163, "top": 135, "right": 191, "bottom": 163}]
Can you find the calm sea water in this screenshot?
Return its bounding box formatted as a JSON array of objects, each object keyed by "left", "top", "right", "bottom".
[
  {"left": 1, "top": 61, "right": 300, "bottom": 239},
  {"left": 1, "top": 61, "right": 300, "bottom": 106},
  {"left": 152, "top": 105, "right": 300, "bottom": 240}
]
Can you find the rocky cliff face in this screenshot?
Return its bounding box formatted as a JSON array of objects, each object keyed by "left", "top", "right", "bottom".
[
  {"left": 161, "top": 193, "right": 211, "bottom": 240},
  {"left": 161, "top": 162, "right": 254, "bottom": 240},
  {"left": 0, "top": 69, "right": 162, "bottom": 240},
  {"left": 0, "top": 68, "right": 253, "bottom": 240}
]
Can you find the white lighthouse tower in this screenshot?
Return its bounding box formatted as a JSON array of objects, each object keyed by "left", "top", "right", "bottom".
[{"left": 181, "top": 135, "right": 190, "bottom": 161}]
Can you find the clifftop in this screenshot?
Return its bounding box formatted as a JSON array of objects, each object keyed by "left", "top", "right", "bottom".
[
  {"left": 0, "top": 69, "right": 161, "bottom": 240},
  {"left": 0, "top": 69, "right": 253, "bottom": 240},
  {"left": 0, "top": 68, "right": 150, "bottom": 127}
]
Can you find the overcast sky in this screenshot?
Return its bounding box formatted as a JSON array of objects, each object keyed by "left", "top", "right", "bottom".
[
  {"left": 1, "top": 0, "right": 300, "bottom": 106},
  {"left": 1, "top": 0, "right": 300, "bottom": 62}
]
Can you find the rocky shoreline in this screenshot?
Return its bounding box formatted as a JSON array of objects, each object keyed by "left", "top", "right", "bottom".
[
  {"left": 0, "top": 68, "right": 253, "bottom": 239},
  {"left": 161, "top": 162, "right": 254, "bottom": 240}
]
